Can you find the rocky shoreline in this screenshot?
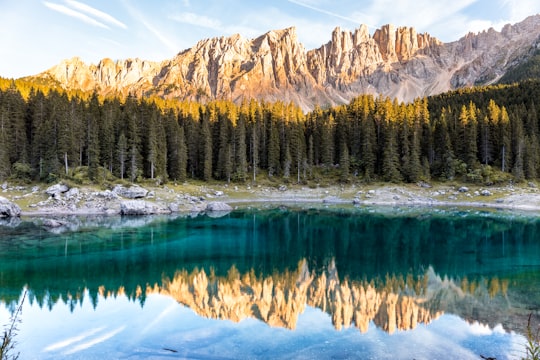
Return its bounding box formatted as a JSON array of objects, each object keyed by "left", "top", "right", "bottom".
[{"left": 1, "top": 180, "right": 540, "bottom": 223}]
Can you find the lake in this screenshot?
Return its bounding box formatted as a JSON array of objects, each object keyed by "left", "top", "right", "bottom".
[{"left": 1, "top": 205, "right": 539, "bottom": 359}]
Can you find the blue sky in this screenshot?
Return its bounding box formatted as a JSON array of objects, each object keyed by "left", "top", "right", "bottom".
[{"left": 1, "top": 0, "right": 539, "bottom": 78}]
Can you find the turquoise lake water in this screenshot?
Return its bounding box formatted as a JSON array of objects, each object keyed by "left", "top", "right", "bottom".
[{"left": 1, "top": 205, "right": 539, "bottom": 359}]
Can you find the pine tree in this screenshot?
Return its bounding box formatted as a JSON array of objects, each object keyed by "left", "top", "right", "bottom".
[
  {"left": 339, "top": 142, "right": 350, "bottom": 182},
  {"left": 321, "top": 114, "right": 334, "bottom": 171},
  {"left": 2, "top": 86, "right": 28, "bottom": 169},
  {"left": 381, "top": 120, "right": 402, "bottom": 182},
  {"left": 432, "top": 110, "right": 455, "bottom": 180},
  {"left": 248, "top": 103, "right": 260, "bottom": 182},
  {"left": 512, "top": 112, "right": 525, "bottom": 181},
  {"left": 283, "top": 144, "right": 292, "bottom": 179},
  {"left": 177, "top": 126, "right": 188, "bottom": 181},
  {"left": 289, "top": 119, "right": 306, "bottom": 183},
  {"left": 524, "top": 133, "right": 539, "bottom": 179},
  {"left": 360, "top": 108, "right": 376, "bottom": 182},
  {"left": 182, "top": 108, "right": 200, "bottom": 179},
  {"left": 458, "top": 103, "right": 479, "bottom": 170},
  {"left": 164, "top": 110, "right": 185, "bottom": 181},
  {"left": 100, "top": 99, "right": 120, "bottom": 174},
  {"left": 267, "top": 116, "right": 280, "bottom": 177},
  {"left": 145, "top": 108, "right": 159, "bottom": 179},
  {"left": 86, "top": 93, "right": 102, "bottom": 181},
  {"left": 234, "top": 109, "right": 248, "bottom": 181},
  {"left": 499, "top": 106, "right": 512, "bottom": 172},
  {"left": 0, "top": 127, "right": 9, "bottom": 180},
  {"left": 117, "top": 132, "right": 127, "bottom": 180},
  {"left": 123, "top": 96, "right": 141, "bottom": 182},
  {"left": 200, "top": 113, "right": 213, "bottom": 181},
  {"left": 215, "top": 105, "right": 232, "bottom": 180}
]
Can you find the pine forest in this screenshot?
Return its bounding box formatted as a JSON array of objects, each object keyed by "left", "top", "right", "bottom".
[{"left": 2, "top": 78, "right": 540, "bottom": 186}]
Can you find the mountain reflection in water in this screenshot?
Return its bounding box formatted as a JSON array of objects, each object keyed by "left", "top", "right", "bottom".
[{"left": 0, "top": 207, "right": 539, "bottom": 339}]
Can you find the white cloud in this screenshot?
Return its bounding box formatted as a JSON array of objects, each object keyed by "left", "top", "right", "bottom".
[
  {"left": 169, "top": 12, "right": 222, "bottom": 30},
  {"left": 500, "top": 0, "right": 540, "bottom": 22},
  {"left": 43, "top": 1, "right": 110, "bottom": 29},
  {"left": 65, "top": 0, "right": 127, "bottom": 29}
]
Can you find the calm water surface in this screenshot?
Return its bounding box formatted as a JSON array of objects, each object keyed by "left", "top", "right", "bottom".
[{"left": 1, "top": 205, "right": 539, "bottom": 359}]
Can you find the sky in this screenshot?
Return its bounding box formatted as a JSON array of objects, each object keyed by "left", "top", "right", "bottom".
[{"left": 1, "top": 0, "right": 539, "bottom": 79}]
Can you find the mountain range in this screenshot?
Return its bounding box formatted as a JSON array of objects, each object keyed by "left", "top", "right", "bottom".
[{"left": 22, "top": 14, "right": 540, "bottom": 111}]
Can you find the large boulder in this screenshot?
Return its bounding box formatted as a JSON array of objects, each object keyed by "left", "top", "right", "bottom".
[
  {"left": 0, "top": 196, "right": 21, "bottom": 217},
  {"left": 120, "top": 200, "right": 170, "bottom": 215},
  {"left": 45, "top": 183, "right": 69, "bottom": 197},
  {"left": 113, "top": 185, "right": 148, "bottom": 199},
  {"left": 206, "top": 201, "right": 233, "bottom": 212}
]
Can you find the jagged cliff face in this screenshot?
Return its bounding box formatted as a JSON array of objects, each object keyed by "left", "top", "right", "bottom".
[{"left": 29, "top": 15, "right": 540, "bottom": 111}]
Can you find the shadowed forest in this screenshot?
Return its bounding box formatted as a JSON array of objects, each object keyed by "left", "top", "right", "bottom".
[{"left": 2, "top": 78, "right": 540, "bottom": 186}]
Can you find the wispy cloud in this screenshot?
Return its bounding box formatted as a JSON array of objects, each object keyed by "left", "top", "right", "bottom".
[
  {"left": 169, "top": 11, "right": 259, "bottom": 39},
  {"left": 121, "top": 0, "right": 179, "bottom": 54},
  {"left": 65, "top": 0, "right": 127, "bottom": 29},
  {"left": 169, "top": 12, "right": 222, "bottom": 30},
  {"left": 43, "top": 1, "right": 109, "bottom": 29},
  {"left": 287, "top": 0, "right": 367, "bottom": 26},
  {"left": 140, "top": 18, "right": 179, "bottom": 53}
]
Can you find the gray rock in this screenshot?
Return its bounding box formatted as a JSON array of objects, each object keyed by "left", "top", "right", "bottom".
[
  {"left": 168, "top": 203, "right": 180, "bottom": 212},
  {"left": 113, "top": 185, "right": 148, "bottom": 199},
  {"left": 528, "top": 182, "right": 537, "bottom": 188},
  {"left": 352, "top": 198, "right": 361, "bottom": 205},
  {"left": 95, "top": 190, "right": 119, "bottom": 200},
  {"left": 45, "top": 183, "right": 69, "bottom": 196},
  {"left": 0, "top": 216, "right": 21, "bottom": 227},
  {"left": 214, "top": 190, "right": 224, "bottom": 197},
  {"left": 278, "top": 185, "right": 287, "bottom": 192},
  {"left": 417, "top": 181, "right": 432, "bottom": 188},
  {"left": 120, "top": 200, "right": 170, "bottom": 215},
  {"left": 206, "top": 201, "right": 233, "bottom": 212},
  {"left": 458, "top": 186, "right": 469, "bottom": 193},
  {"left": 1, "top": 182, "right": 7, "bottom": 190},
  {"left": 0, "top": 196, "right": 21, "bottom": 218},
  {"left": 480, "top": 189, "right": 492, "bottom": 196},
  {"left": 42, "top": 219, "right": 66, "bottom": 228},
  {"left": 393, "top": 195, "right": 400, "bottom": 201},
  {"left": 323, "top": 196, "right": 341, "bottom": 203},
  {"left": 448, "top": 195, "right": 457, "bottom": 200},
  {"left": 64, "top": 187, "right": 80, "bottom": 199}
]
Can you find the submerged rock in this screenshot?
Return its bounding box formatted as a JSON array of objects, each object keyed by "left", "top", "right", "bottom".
[
  {"left": 0, "top": 196, "right": 21, "bottom": 217},
  {"left": 206, "top": 201, "right": 233, "bottom": 212},
  {"left": 42, "top": 219, "right": 67, "bottom": 228}
]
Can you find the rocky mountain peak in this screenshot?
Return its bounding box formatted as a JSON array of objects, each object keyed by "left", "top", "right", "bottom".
[
  {"left": 372, "top": 24, "right": 440, "bottom": 62},
  {"left": 25, "top": 14, "right": 540, "bottom": 110}
]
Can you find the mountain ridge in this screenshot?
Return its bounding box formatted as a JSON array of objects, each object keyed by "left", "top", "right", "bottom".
[{"left": 22, "top": 14, "right": 540, "bottom": 110}]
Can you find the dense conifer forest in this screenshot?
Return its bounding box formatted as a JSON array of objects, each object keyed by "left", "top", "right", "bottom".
[{"left": 1, "top": 77, "right": 540, "bottom": 185}]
